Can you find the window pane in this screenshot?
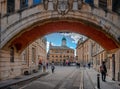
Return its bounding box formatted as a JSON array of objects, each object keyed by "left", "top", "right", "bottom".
[
  {"left": 112, "top": 0, "right": 120, "bottom": 14},
  {"left": 20, "top": 0, "right": 28, "bottom": 9},
  {"left": 7, "top": 0, "right": 15, "bottom": 13},
  {"left": 33, "top": 0, "right": 42, "bottom": 5},
  {"left": 85, "top": 0, "right": 93, "bottom": 5},
  {"left": 99, "top": 0, "right": 107, "bottom": 10},
  {"left": 10, "top": 47, "right": 14, "bottom": 62},
  {"left": 32, "top": 48, "right": 36, "bottom": 63}
]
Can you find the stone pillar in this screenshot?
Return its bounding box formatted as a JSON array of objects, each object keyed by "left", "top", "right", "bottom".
[
  {"left": 114, "top": 49, "right": 120, "bottom": 81},
  {"left": 108, "top": 53, "right": 116, "bottom": 80},
  {"left": 28, "top": 0, "right": 33, "bottom": 7},
  {"left": 15, "top": 0, "right": 20, "bottom": 11},
  {"left": 107, "top": 0, "right": 112, "bottom": 11},
  {"left": 1, "top": 0, "right": 7, "bottom": 16},
  {"left": 0, "top": 49, "right": 22, "bottom": 80},
  {"left": 108, "top": 53, "right": 113, "bottom": 77},
  {"left": 111, "top": 54, "right": 115, "bottom": 80},
  {"left": 94, "top": 0, "right": 99, "bottom": 7}
]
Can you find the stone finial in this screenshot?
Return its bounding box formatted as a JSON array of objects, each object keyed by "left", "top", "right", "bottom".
[
  {"left": 43, "top": 0, "right": 48, "bottom": 10},
  {"left": 78, "top": 0, "right": 83, "bottom": 10},
  {"left": 53, "top": 0, "right": 58, "bottom": 10},
  {"left": 68, "top": 0, "right": 74, "bottom": 10}
]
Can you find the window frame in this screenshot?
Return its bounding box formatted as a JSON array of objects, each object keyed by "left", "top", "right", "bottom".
[
  {"left": 10, "top": 47, "right": 14, "bottom": 63},
  {"left": 7, "top": 0, "right": 15, "bottom": 14}
]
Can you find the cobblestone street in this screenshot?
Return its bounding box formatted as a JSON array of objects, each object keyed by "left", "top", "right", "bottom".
[{"left": 19, "top": 66, "right": 81, "bottom": 89}]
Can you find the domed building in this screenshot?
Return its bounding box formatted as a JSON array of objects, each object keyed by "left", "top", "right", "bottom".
[{"left": 47, "top": 37, "right": 75, "bottom": 65}]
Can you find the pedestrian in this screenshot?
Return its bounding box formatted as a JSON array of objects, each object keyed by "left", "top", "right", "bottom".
[
  {"left": 88, "top": 63, "right": 91, "bottom": 69},
  {"left": 38, "top": 60, "right": 42, "bottom": 70},
  {"left": 100, "top": 61, "right": 107, "bottom": 82},
  {"left": 46, "top": 62, "right": 49, "bottom": 69},
  {"left": 51, "top": 62, "right": 55, "bottom": 73},
  {"left": 42, "top": 61, "right": 46, "bottom": 72}
]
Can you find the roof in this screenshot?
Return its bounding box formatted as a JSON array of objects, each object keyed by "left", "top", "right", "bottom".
[
  {"left": 62, "top": 37, "right": 66, "bottom": 41},
  {"left": 50, "top": 45, "right": 74, "bottom": 50}
]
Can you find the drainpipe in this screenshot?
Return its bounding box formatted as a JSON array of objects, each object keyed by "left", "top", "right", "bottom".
[
  {"left": 0, "top": 1, "right": 1, "bottom": 48},
  {"left": 112, "top": 54, "right": 115, "bottom": 81}
]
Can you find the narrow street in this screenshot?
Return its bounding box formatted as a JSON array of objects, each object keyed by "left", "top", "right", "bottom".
[{"left": 19, "top": 66, "right": 81, "bottom": 89}]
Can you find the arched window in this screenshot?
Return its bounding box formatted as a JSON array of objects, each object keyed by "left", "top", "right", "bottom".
[
  {"left": 20, "top": 0, "right": 28, "bottom": 9},
  {"left": 33, "top": 0, "right": 42, "bottom": 5},
  {"left": 10, "top": 47, "right": 14, "bottom": 62},
  {"left": 32, "top": 48, "right": 36, "bottom": 63},
  {"left": 99, "top": 0, "right": 107, "bottom": 10},
  {"left": 7, "top": 0, "right": 15, "bottom": 13}
]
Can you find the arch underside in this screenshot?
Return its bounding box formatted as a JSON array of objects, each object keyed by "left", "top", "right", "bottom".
[{"left": 4, "top": 20, "right": 119, "bottom": 53}]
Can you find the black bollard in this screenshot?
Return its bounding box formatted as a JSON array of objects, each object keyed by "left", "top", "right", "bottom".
[{"left": 97, "top": 74, "right": 100, "bottom": 89}]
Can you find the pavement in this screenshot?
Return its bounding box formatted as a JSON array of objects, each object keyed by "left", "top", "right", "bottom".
[
  {"left": 20, "top": 66, "right": 81, "bottom": 89},
  {"left": 84, "top": 67, "right": 120, "bottom": 89},
  {"left": 0, "top": 67, "right": 120, "bottom": 89},
  {"left": 0, "top": 69, "right": 49, "bottom": 89}
]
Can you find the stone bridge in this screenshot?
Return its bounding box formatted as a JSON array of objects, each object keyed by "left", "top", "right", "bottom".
[
  {"left": 0, "top": 0, "right": 120, "bottom": 53},
  {"left": 0, "top": 0, "right": 120, "bottom": 80}
]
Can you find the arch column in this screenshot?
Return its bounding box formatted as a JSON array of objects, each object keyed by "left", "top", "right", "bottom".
[
  {"left": 1, "top": 0, "right": 7, "bottom": 16},
  {"left": 107, "top": 0, "right": 112, "bottom": 11},
  {"left": 29, "top": 0, "right": 33, "bottom": 7},
  {"left": 94, "top": 0, "right": 99, "bottom": 7},
  {"left": 15, "top": 0, "right": 20, "bottom": 11}
]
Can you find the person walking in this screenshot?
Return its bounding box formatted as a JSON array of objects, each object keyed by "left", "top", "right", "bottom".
[
  {"left": 46, "top": 62, "right": 49, "bottom": 69},
  {"left": 51, "top": 62, "right": 55, "bottom": 73},
  {"left": 42, "top": 61, "right": 46, "bottom": 72},
  {"left": 38, "top": 60, "right": 42, "bottom": 70},
  {"left": 88, "top": 63, "right": 91, "bottom": 69},
  {"left": 100, "top": 61, "right": 107, "bottom": 82}
]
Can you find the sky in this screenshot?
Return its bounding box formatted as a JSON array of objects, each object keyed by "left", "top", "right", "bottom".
[{"left": 45, "top": 33, "right": 87, "bottom": 54}]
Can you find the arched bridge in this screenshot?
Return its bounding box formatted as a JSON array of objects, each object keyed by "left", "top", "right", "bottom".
[{"left": 0, "top": 0, "right": 120, "bottom": 53}]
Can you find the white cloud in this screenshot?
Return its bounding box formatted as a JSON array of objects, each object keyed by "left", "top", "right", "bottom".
[
  {"left": 51, "top": 43, "right": 58, "bottom": 46},
  {"left": 60, "top": 33, "right": 86, "bottom": 44},
  {"left": 70, "top": 46, "right": 74, "bottom": 49}
]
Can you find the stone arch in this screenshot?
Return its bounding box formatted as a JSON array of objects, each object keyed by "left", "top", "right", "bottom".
[{"left": 2, "top": 18, "right": 119, "bottom": 53}]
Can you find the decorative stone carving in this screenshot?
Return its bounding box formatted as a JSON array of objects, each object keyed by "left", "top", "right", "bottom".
[
  {"left": 78, "top": 0, "right": 83, "bottom": 10},
  {"left": 53, "top": 0, "right": 58, "bottom": 10},
  {"left": 44, "top": 0, "right": 83, "bottom": 15},
  {"left": 68, "top": 0, "right": 74, "bottom": 10},
  {"left": 57, "top": 0, "right": 69, "bottom": 15},
  {"left": 43, "top": 0, "right": 49, "bottom": 10}
]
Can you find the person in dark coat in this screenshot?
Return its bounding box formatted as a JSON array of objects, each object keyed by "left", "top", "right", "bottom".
[
  {"left": 100, "top": 61, "right": 107, "bottom": 82},
  {"left": 51, "top": 62, "right": 55, "bottom": 73}
]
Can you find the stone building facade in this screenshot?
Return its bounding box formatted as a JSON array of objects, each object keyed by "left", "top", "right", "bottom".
[
  {"left": 91, "top": 40, "right": 108, "bottom": 70},
  {"left": 76, "top": 38, "right": 120, "bottom": 81},
  {"left": 0, "top": 0, "right": 120, "bottom": 81},
  {"left": 0, "top": 37, "right": 47, "bottom": 80},
  {"left": 48, "top": 37, "right": 74, "bottom": 65},
  {"left": 114, "top": 50, "right": 120, "bottom": 81},
  {"left": 76, "top": 38, "right": 92, "bottom": 66},
  {"left": 20, "top": 37, "right": 47, "bottom": 75},
  {"left": 91, "top": 41, "right": 120, "bottom": 81}
]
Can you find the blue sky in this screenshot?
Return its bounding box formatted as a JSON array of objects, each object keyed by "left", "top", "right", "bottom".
[{"left": 45, "top": 33, "right": 86, "bottom": 53}]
